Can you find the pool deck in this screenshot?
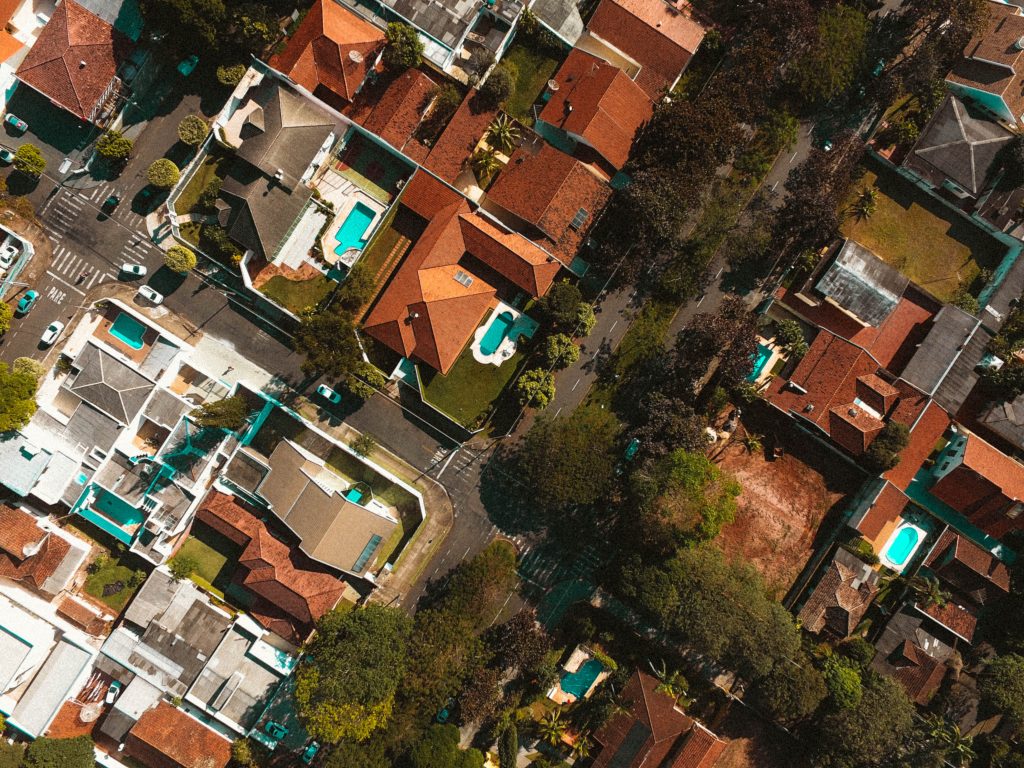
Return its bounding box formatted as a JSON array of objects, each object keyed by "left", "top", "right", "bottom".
[
  {"left": 92, "top": 307, "right": 158, "bottom": 365},
  {"left": 471, "top": 303, "right": 538, "bottom": 366},
  {"left": 317, "top": 170, "right": 387, "bottom": 268}
]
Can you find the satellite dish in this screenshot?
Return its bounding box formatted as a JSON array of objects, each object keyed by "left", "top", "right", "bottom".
[
  {"left": 80, "top": 703, "right": 102, "bottom": 723},
  {"left": 547, "top": 79, "right": 559, "bottom": 92},
  {"left": 349, "top": 49, "right": 364, "bottom": 63},
  {"left": 22, "top": 534, "right": 46, "bottom": 558}
]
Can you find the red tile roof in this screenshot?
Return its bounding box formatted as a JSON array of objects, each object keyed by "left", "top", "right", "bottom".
[
  {"left": 884, "top": 400, "right": 951, "bottom": 490},
  {"left": 929, "top": 434, "right": 1024, "bottom": 537},
  {"left": 946, "top": 1, "right": 1024, "bottom": 124},
  {"left": 539, "top": 49, "right": 653, "bottom": 170},
  {"left": 0, "top": 505, "right": 73, "bottom": 596},
  {"left": 126, "top": 703, "right": 231, "bottom": 768},
  {"left": 587, "top": 0, "right": 705, "bottom": 97},
  {"left": 797, "top": 551, "right": 879, "bottom": 638},
  {"left": 269, "top": 0, "right": 384, "bottom": 108},
  {"left": 886, "top": 640, "right": 948, "bottom": 705},
  {"left": 854, "top": 482, "right": 910, "bottom": 541},
  {"left": 828, "top": 404, "right": 885, "bottom": 456},
  {"left": 424, "top": 90, "right": 496, "bottom": 184},
  {"left": 197, "top": 491, "right": 347, "bottom": 644},
  {"left": 592, "top": 671, "right": 725, "bottom": 768},
  {"left": 925, "top": 529, "right": 1011, "bottom": 604},
  {"left": 487, "top": 142, "right": 611, "bottom": 264},
  {"left": 364, "top": 175, "right": 562, "bottom": 372},
  {"left": 920, "top": 601, "right": 978, "bottom": 643},
  {"left": 361, "top": 68, "right": 435, "bottom": 162},
  {"left": 15, "top": 0, "right": 130, "bottom": 122},
  {"left": 57, "top": 595, "right": 109, "bottom": 636},
  {"left": 399, "top": 169, "right": 465, "bottom": 221}
]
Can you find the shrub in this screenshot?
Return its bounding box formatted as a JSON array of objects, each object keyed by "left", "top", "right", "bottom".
[
  {"left": 231, "top": 739, "right": 255, "bottom": 768},
  {"left": 515, "top": 369, "right": 555, "bottom": 409},
  {"left": 96, "top": 130, "right": 133, "bottom": 160},
  {"left": 168, "top": 555, "right": 198, "bottom": 581},
  {"left": 177, "top": 115, "right": 209, "bottom": 147},
  {"left": 863, "top": 421, "right": 910, "bottom": 474},
  {"left": 216, "top": 63, "right": 246, "bottom": 86},
  {"left": 383, "top": 22, "right": 422, "bottom": 70},
  {"left": 951, "top": 287, "right": 980, "bottom": 315},
  {"left": 350, "top": 433, "right": 377, "bottom": 457},
  {"left": 498, "top": 724, "right": 518, "bottom": 768},
  {"left": 544, "top": 333, "right": 579, "bottom": 369},
  {"left": 127, "top": 570, "right": 146, "bottom": 589},
  {"left": 147, "top": 159, "right": 180, "bottom": 189},
  {"left": 164, "top": 244, "right": 197, "bottom": 273},
  {"left": 202, "top": 224, "right": 242, "bottom": 262},
  {"left": 479, "top": 64, "right": 515, "bottom": 108},
  {"left": 776, "top": 319, "right": 808, "bottom": 358},
  {"left": 196, "top": 177, "right": 222, "bottom": 213},
  {"left": 0, "top": 302, "right": 10, "bottom": 335},
  {"left": 13, "top": 144, "right": 45, "bottom": 176}
]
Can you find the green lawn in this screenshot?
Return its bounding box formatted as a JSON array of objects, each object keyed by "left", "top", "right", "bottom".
[
  {"left": 420, "top": 343, "right": 526, "bottom": 428},
  {"left": 173, "top": 150, "right": 229, "bottom": 215},
  {"left": 841, "top": 162, "right": 1006, "bottom": 301},
  {"left": 503, "top": 41, "right": 562, "bottom": 122},
  {"left": 83, "top": 554, "right": 147, "bottom": 613},
  {"left": 260, "top": 274, "right": 335, "bottom": 315},
  {"left": 173, "top": 524, "right": 242, "bottom": 593},
  {"left": 179, "top": 221, "right": 201, "bottom": 247}
]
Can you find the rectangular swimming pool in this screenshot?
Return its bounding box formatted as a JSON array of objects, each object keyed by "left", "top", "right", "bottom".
[
  {"left": 559, "top": 658, "right": 604, "bottom": 699},
  {"left": 108, "top": 312, "right": 147, "bottom": 350},
  {"left": 746, "top": 343, "right": 772, "bottom": 382},
  {"left": 480, "top": 311, "right": 515, "bottom": 356},
  {"left": 334, "top": 202, "right": 375, "bottom": 256}
]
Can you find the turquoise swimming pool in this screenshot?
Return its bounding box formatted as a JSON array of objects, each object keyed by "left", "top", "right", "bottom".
[
  {"left": 746, "top": 343, "right": 772, "bottom": 382},
  {"left": 334, "top": 202, "right": 375, "bottom": 256},
  {"left": 882, "top": 523, "right": 923, "bottom": 568},
  {"left": 345, "top": 487, "right": 365, "bottom": 504},
  {"left": 480, "top": 311, "right": 515, "bottom": 356},
  {"left": 109, "top": 312, "right": 147, "bottom": 350},
  {"left": 559, "top": 658, "right": 604, "bottom": 699}
]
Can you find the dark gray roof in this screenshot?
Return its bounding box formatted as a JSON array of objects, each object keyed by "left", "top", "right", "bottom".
[
  {"left": 223, "top": 448, "right": 269, "bottom": 494},
  {"left": 33, "top": 404, "right": 122, "bottom": 457},
  {"left": 388, "top": 0, "right": 521, "bottom": 49},
  {"left": 980, "top": 246, "right": 1023, "bottom": 335},
  {"left": 980, "top": 393, "right": 1024, "bottom": 450},
  {"left": 219, "top": 171, "right": 311, "bottom": 261},
  {"left": 908, "top": 95, "right": 1014, "bottom": 196},
  {"left": 531, "top": 0, "right": 582, "bottom": 44},
  {"left": 815, "top": 240, "right": 908, "bottom": 327},
  {"left": 234, "top": 79, "right": 337, "bottom": 190},
  {"left": 65, "top": 344, "right": 155, "bottom": 425},
  {"left": 143, "top": 389, "right": 190, "bottom": 430}
]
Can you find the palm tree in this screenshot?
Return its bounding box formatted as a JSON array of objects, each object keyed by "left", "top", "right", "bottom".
[
  {"left": 854, "top": 186, "right": 878, "bottom": 220},
  {"left": 906, "top": 574, "right": 949, "bottom": 609},
  {"left": 471, "top": 148, "right": 501, "bottom": 184},
  {"left": 927, "top": 715, "right": 975, "bottom": 768},
  {"left": 487, "top": 114, "right": 520, "bottom": 154},
  {"left": 537, "top": 709, "right": 566, "bottom": 748},
  {"left": 743, "top": 433, "right": 763, "bottom": 454},
  {"left": 650, "top": 659, "right": 692, "bottom": 705},
  {"left": 570, "top": 732, "right": 592, "bottom": 761}
]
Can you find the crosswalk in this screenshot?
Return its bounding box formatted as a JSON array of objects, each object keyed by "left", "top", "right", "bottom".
[{"left": 48, "top": 245, "right": 114, "bottom": 291}]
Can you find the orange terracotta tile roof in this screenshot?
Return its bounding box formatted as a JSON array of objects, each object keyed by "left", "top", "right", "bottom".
[
  {"left": 400, "top": 169, "right": 465, "bottom": 221},
  {"left": 921, "top": 601, "right": 978, "bottom": 643},
  {"left": 15, "top": 0, "right": 131, "bottom": 122},
  {"left": 884, "top": 400, "right": 951, "bottom": 490},
  {"left": 962, "top": 432, "right": 1024, "bottom": 502},
  {"left": 362, "top": 69, "right": 435, "bottom": 162},
  {"left": 857, "top": 374, "right": 900, "bottom": 415},
  {"left": 57, "top": 595, "right": 110, "bottom": 636},
  {"left": 587, "top": 0, "right": 705, "bottom": 97},
  {"left": 196, "top": 491, "right": 347, "bottom": 643},
  {"left": 270, "top": 0, "right": 384, "bottom": 107},
  {"left": 0, "top": 31, "right": 23, "bottom": 63},
  {"left": 888, "top": 640, "right": 948, "bottom": 705},
  {"left": 925, "top": 528, "right": 1011, "bottom": 600},
  {"left": 488, "top": 142, "right": 611, "bottom": 264},
  {"left": 0, "top": 505, "right": 73, "bottom": 595},
  {"left": 364, "top": 175, "right": 562, "bottom": 372},
  {"left": 946, "top": 1, "right": 1024, "bottom": 123},
  {"left": 855, "top": 482, "right": 910, "bottom": 540},
  {"left": 0, "top": 0, "right": 20, "bottom": 26},
  {"left": 674, "top": 723, "right": 728, "bottom": 768},
  {"left": 540, "top": 49, "right": 653, "bottom": 170},
  {"left": 424, "top": 90, "right": 496, "bottom": 183},
  {"left": 125, "top": 702, "right": 231, "bottom": 768},
  {"left": 828, "top": 404, "right": 885, "bottom": 456}
]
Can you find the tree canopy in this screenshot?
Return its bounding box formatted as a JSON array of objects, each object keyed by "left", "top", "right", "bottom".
[
  {"left": 147, "top": 159, "right": 180, "bottom": 189},
  {"left": 407, "top": 724, "right": 484, "bottom": 768},
  {"left": 177, "top": 115, "right": 209, "bottom": 146},
  {"left": 0, "top": 302, "right": 11, "bottom": 335},
  {"left": 383, "top": 22, "right": 423, "bottom": 70},
  {"left": 14, "top": 145, "right": 45, "bottom": 177},
  {"left": 296, "top": 605, "right": 412, "bottom": 743},
  {"left": 23, "top": 737, "right": 95, "bottom": 768},
  {"left": 0, "top": 362, "right": 38, "bottom": 432},
  {"left": 791, "top": 4, "right": 869, "bottom": 103},
  {"left": 164, "top": 244, "right": 197, "bottom": 274},
  {"left": 190, "top": 394, "right": 249, "bottom": 430},
  {"left": 96, "top": 130, "right": 134, "bottom": 161},
  {"left": 863, "top": 421, "right": 910, "bottom": 474},
  {"left": 979, "top": 654, "right": 1024, "bottom": 728}
]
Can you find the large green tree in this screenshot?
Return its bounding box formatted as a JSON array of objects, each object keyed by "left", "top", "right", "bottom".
[
  {"left": 791, "top": 4, "right": 869, "bottom": 103},
  {"left": 190, "top": 394, "right": 249, "bottom": 430},
  {"left": 324, "top": 741, "right": 390, "bottom": 768},
  {"left": 24, "top": 737, "right": 95, "bottom": 768},
  {"left": 0, "top": 362, "right": 38, "bottom": 431},
  {"left": 407, "top": 724, "right": 484, "bottom": 768},
  {"left": 295, "top": 605, "right": 412, "bottom": 743},
  {"left": 979, "top": 654, "right": 1024, "bottom": 728},
  {"left": 517, "top": 406, "right": 620, "bottom": 515}
]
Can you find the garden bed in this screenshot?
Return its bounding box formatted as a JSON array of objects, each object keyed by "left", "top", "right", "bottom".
[{"left": 840, "top": 160, "right": 1006, "bottom": 302}]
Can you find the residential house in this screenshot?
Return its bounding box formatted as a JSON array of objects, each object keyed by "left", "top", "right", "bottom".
[
  {"left": 797, "top": 547, "right": 879, "bottom": 640},
  {"left": 0, "top": 505, "right": 89, "bottom": 598},
  {"left": 195, "top": 490, "right": 351, "bottom": 644},
  {"left": 97, "top": 568, "right": 300, "bottom": 745},
  {"left": 362, "top": 170, "right": 562, "bottom": 373},
  {"left": 123, "top": 702, "right": 232, "bottom": 768},
  {"left": 268, "top": 0, "right": 385, "bottom": 113},
  {"left": 978, "top": 391, "right": 1024, "bottom": 453},
  {"left": 358, "top": 67, "right": 437, "bottom": 163},
  {"left": 215, "top": 71, "right": 342, "bottom": 262},
  {"left": 930, "top": 430, "right": 1024, "bottom": 537},
  {"left": 535, "top": 48, "right": 654, "bottom": 176},
  {"left": 485, "top": 138, "right": 611, "bottom": 267},
  {"left": 946, "top": 0, "right": 1024, "bottom": 126},
  {"left": 591, "top": 670, "right": 727, "bottom": 768},
  {"left": 579, "top": 0, "right": 705, "bottom": 98},
  {"left": 334, "top": 0, "right": 522, "bottom": 78},
  {"left": 0, "top": 591, "right": 96, "bottom": 739},
  {"left": 422, "top": 88, "right": 498, "bottom": 186},
  {"left": 871, "top": 606, "right": 955, "bottom": 705},
  {"left": 14, "top": 0, "right": 131, "bottom": 124}
]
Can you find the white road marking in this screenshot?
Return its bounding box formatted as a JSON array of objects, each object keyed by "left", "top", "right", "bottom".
[
  {"left": 571, "top": 378, "right": 581, "bottom": 391},
  {"left": 85, "top": 271, "right": 102, "bottom": 288},
  {"left": 45, "top": 270, "right": 86, "bottom": 294}
]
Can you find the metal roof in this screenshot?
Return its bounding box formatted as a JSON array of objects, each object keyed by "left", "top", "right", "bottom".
[
  {"left": 0, "top": 433, "right": 52, "bottom": 497},
  {"left": 815, "top": 240, "right": 908, "bottom": 327}
]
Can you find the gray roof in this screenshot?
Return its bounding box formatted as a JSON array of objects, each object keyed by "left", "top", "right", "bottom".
[
  {"left": 388, "top": 0, "right": 521, "bottom": 49},
  {"left": 980, "top": 393, "right": 1024, "bottom": 450},
  {"left": 65, "top": 343, "right": 155, "bottom": 425},
  {"left": 143, "top": 389, "right": 191, "bottom": 431},
  {"left": 139, "top": 338, "right": 183, "bottom": 382},
  {"left": 0, "top": 433, "right": 52, "bottom": 497},
  {"left": 909, "top": 95, "right": 1014, "bottom": 196},
  {"left": 980, "top": 247, "right": 1022, "bottom": 335},
  {"left": 0, "top": 627, "right": 32, "bottom": 691},
  {"left": 223, "top": 448, "right": 269, "bottom": 494},
  {"left": 10, "top": 639, "right": 92, "bottom": 737},
  {"left": 32, "top": 404, "right": 122, "bottom": 459},
  {"left": 900, "top": 305, "right": 987, "bottom": 414},
  {"left": 99, "top": 675, "right": 162, "bottom": 741},
  {"left": 31, "top": 451, "right": 81, "bottom": 506},
  {"left": 220, "top": 166, "right": 312, "bottom": 261},
  {"left": 815, "top": 240, "right": 908, "bottom": 327},
  {"left": 40, "top": 534, "right": 90, "bottom": 596},
  {"left": 531, "top": 0, "right": 583, "bottom": 44},
  {"left": 74, "top": 0, "right": 143, "bottom": 40}
]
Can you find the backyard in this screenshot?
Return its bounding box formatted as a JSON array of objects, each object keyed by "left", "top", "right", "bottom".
[
  {"left": 420, "top": 344, "right": 527, "bottom": 429},
  {"left": 259, "top": 273, "right": 336, "bottom": 315},
  {"left": 83, "top": 551, "right": 147, "bottom": 613},
  {"left": 502, "top": 38, "right": 563, "bottom": 122},
  {"left": 840, "top": 160, "right": 1006, "bottom": 302},
  {"left": 173, "top": 522, "right": 242, "bottom": 597}
]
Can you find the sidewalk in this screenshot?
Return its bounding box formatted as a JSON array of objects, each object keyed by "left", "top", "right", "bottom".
[{"left": 294, "top": 401, "right": 455, "bottom": 609}]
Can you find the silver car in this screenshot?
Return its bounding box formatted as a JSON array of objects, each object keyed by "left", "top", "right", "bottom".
[
  {"left": 40, "top": 321, "right": 64, "bottom": 346},
  {"left": 137, "top": 285, "right": 163, "bottom": 305},
  {"left": 121, "top": 263, "right": 147, "bottom": 278}
]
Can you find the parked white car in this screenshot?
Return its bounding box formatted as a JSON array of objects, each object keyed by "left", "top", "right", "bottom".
[
  {"left": 137, "top": 285, "right": 163, "bottom": 305},
  {"left": 40, "top": 321, "right": 64, "bottom": 346},
  {"left": 0, "top": 243, "right": 18, "bottom": 269},
  {"left": 121, "top": 263, "right": 147, "bottom": 277}
]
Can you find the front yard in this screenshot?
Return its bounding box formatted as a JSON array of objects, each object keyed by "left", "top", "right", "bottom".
[
  {"left": 840, "top": 160, "right": 1006, "bottom": 302},
  {"left": 259, "top": 274, "right": 335, "bottom": 315},
  {"left": 172, "top": 149, "right": 230, "bottom": 216},
  {"left": 420, "top": 344, "right": 527, "bottom": 429}
]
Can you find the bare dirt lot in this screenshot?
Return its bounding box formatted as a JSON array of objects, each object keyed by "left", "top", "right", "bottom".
[
  {"left": 714, "top": 702, "right": 803, "bottom": 768},
  {"left": 711, "top": 404, "right": 864, "bottom": 599}
]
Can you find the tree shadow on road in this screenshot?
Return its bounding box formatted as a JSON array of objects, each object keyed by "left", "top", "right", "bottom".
[{"left": 479, "top": 443, "right": 546, "bottom": 536}]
